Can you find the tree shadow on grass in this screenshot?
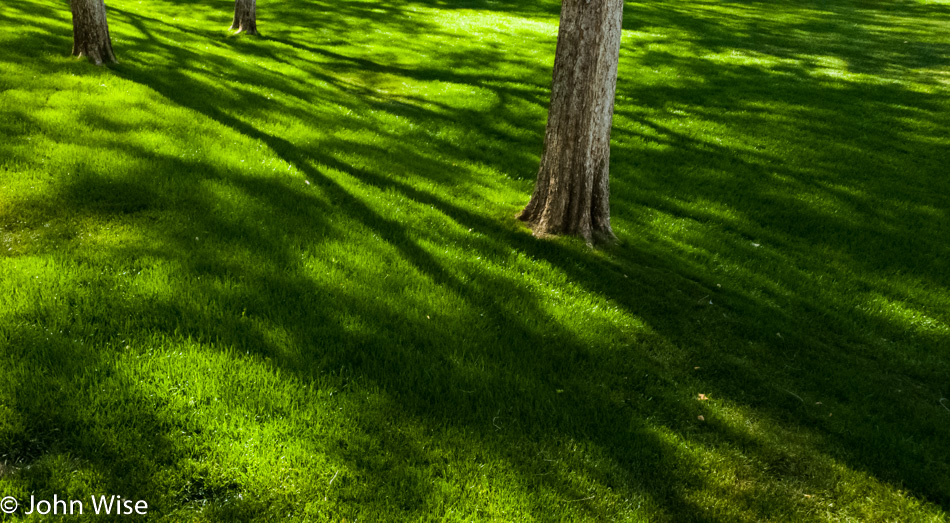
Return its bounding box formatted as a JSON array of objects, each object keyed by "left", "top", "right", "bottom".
[
  {"left": 624, "top": 0, "right": 950, "bottom": 79},
  {"left": 1, "top": 150, "right": 722, "bottom": 520}
]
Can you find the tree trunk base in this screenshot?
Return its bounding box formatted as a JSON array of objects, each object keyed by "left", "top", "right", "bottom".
[
  {"left": 72, "top": 42, "right": 117, "bottom": 66},
  {"left": 229, "top": 21, "right": 260, "bottom": 36},
  {"left": 70, "top": 0, "right": 117, "bottom": 65},
  {"left": 517, "top": 209, "right": 616, "bottom": 245},
  {"left": 230, "top": 0, "right": 259, "bottom": 36}
]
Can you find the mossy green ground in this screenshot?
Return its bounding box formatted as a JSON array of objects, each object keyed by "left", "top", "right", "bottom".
[{"left": 1, "top": 0, "right": 948, "bottom": 520}]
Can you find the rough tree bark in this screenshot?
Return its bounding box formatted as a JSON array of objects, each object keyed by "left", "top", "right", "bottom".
[
  {"left": 518, "top": 0, "right": 624, "bottom": 244},
  {"left": 70, "top": 0, "right": 117, "bottom": 65},
  {"left": 230, "top": 0, "right": 259, "bottom": 35}
]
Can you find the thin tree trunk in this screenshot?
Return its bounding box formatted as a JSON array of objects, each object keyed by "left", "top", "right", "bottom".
[
  {"left": 70, "top": 0, "right": 117, "bottom": 65},
  {"left": 518, "top": 0, "right": 624, "bottom": 244},
  {"left": 230, "top": 0, "right": 259, "bottom": 35}
]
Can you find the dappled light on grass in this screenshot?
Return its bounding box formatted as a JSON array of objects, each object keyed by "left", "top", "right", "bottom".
[{"left": 1, "top": 0, "right": 949, "bottom": 520}]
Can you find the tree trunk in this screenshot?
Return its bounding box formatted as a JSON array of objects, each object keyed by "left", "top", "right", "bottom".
[
  {"left": 70, "top": 0, "right": 117, "bottom": 65},
  {"left": 518, "top": 0, "right": 624, "bottom": 244},
  {"left": 230, "top": 0, "right": 259, "bottom": 35}
]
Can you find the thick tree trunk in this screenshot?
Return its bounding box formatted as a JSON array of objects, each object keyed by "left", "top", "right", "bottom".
[
  {"left": 518, "top": 0, "right": 624, "bottom": 244},
  {"left": 70, "top": 0, "right": 117, "bottom": 65},
  {"left": 230, "top": 0, "right": 259, "bottom": 35}
]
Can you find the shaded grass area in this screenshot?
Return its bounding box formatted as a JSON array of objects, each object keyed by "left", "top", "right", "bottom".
[{"left": 0, "top": 0, "right": 948, "bottom": 520}]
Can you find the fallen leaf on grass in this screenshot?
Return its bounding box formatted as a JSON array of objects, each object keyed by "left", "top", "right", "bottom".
[{"left": 697, "top": 415, "right": 705, "bottom": 421}]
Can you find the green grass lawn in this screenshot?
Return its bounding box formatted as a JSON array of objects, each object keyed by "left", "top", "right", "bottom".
[{"left": 1, "top": 0, "right": 948, "bottom": 520}]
